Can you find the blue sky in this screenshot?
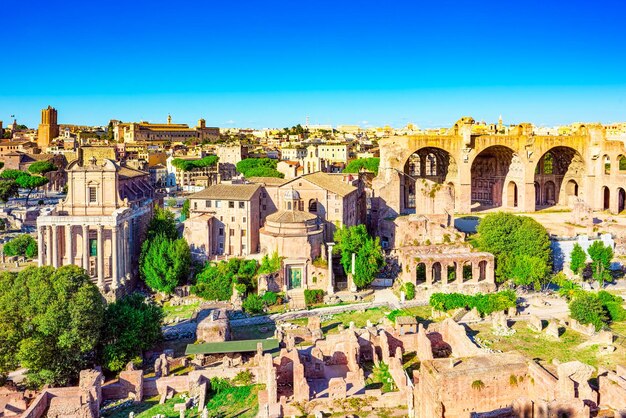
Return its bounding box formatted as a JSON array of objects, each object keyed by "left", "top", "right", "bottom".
[{"left": 2, "top": 0, "right": 626, "bottom": 128}]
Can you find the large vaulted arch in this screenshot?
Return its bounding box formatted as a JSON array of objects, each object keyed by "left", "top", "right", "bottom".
[
  {"left": 401, "top": 147, "right": 457, "bottom": 215},
  {"left": 470, "top": 145, "right": 520, "bottom": 211},
  {"left": 534, "top": 146, "right": 585, "bottom": 209}
]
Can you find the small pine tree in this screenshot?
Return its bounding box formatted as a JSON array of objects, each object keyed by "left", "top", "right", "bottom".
[{"left": 569, "top": 243, "right": 586, "bottom": 275}]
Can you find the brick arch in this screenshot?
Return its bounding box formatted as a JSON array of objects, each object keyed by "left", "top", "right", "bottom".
[
  {"left": 533, "top": 146, "right": 585, "bottom": 208},
  {"left": 469, "top": 145, "right": 522, "bottom": 211},
  {"left": 400, "top": 146, "right": 458, "bottom": 215}
]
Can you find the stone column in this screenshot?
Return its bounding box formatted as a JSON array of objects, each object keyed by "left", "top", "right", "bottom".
[
  {"left": 472, "top": 262, "right": 480, "bottom": 283},
  {"left": 123, "top": 221, "right": 130, "bottom": 278},
  {"left": 442, "top": 264, "right": 451, "bottom": 285},
  {"left": 37, "top": 225, "right": 44, "bottom": 266},
  {"left": 97, "top": 225, "right": 104, "bottom": 289},
  {"left": 327, "top": 243, "right": 335, "bottom": 295},
  {"left": 82, "top": 225, "right": 90, "bottom": 273},
  {"left": 111, "top": 226, "right": 119, "bottom": 289},
  {"left": 51, "top": 225, "right": 58, "bottom": 268},
  {"left": 425, "top": 262, "right": 433, "bottom": 285},
  {"left": 65, "top": 224, "right": 73, "bottom": 265},
  {"left": 487, "top": 260, "right": 495, "bottom": 283},
  {"left": 456, "top": 262, "right": 464, "bottom": 284}
]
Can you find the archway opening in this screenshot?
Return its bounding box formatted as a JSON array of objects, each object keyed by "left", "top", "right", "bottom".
[
  {"left": 402, "top": 147, "right": 456, "bottom": 215},
  {"left": 619, "top": 155, "right": 626, "bottom": 172},
  {"left": 603, "top": 155, "right": 611, "bottom": 175},
  {"left": 534, "top": 147, "right": 584, "bottom": 209},
  {"left": 432, "top": 262, "right": 442, "bottom": 284},
  {"left": 463, "top": 262, "right": 473, "bottom": 283},
  {"left": 618, "top": 188, "right": 625, "bottom": 213},
  {"left": 507, "top": 181, "right": 518, "bottom": 208},
  {"left": 470, "top": 145, "right": 517, "bottom": 211},
  {"left": 447, "top": 263, "right": 456, "bottom": 283},
  {"left": 566, "top": 180, "right": 579, "bottom": 197},
  {"left": 478, "top": 260, "right": 487, "bottom": 282},
  {"left": 603, "top": 187, "right": 610, "bottom": 210},
  {"left": 416, "top": 262, "right": 426, "bottom": 285}
]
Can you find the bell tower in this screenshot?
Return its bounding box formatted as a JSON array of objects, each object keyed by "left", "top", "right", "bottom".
[{"left": 37, "top": 106, "right": 59, "bottom": 149}]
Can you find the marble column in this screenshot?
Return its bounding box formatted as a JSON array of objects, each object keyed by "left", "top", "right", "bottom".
[
  {"left": 37, "top": 225, "right": 44, "bottom": 266},
  {"left": 124, "top": 221, "right": 131, "bottom": 275},
  {"left": 51, "top": 225, "right": 58, "bottom": 268},
  {"left": 46, "top": 226, "right": 52, "bottom": 266},
  {"left": 327, "top": 243, "right": 335, "bottom": 295},
  {"left": 65, "top": 224, "right": 73, "bottom": 266},
  {"left": 82, "top": 225, "right": 90, "bottom": 273},
  {"left": 111, "top": 226, "right": 119, "bottom": 289},
  {"left": 97, "top": 225, "right": 104, "bottom": 289}
]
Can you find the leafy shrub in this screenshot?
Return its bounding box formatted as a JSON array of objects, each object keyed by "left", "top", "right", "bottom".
[
  {"left": 3, "top": 234, "right": 38, "bottom": 258},
  {"left": 232, "top": 370, "right": 253, "bottom": 386},
  {"left": 402, "top": 282, "right": 415, "bottom": 300},
  {"left": 429, "top": 291, "right": 516, "bottom": 316},
  {"left": 262, "top": 291, "right": 278, "bottom": 306},
  {"left": 209, "top": 377, "right": 231, "bottom": 394},
  {"left": 386, "top": 309, "right": 410, "bottom": 322},
  {"left": 569, "top": 292, "right": 608, "bottom": 331},
  {"left": 192, "top": 258, "right": 259, "bottom": 301},
  {"left": 242, "top": 294, "right": 264, "bottom": 314},
  {"left": 471, "top": 380, "right": 485, "bottom": 391},
  {"left": 258, "top": 252, "right": 281, "bottom": 274},
  {"left": 234, "top": 283, "right": 247, "bottom": 294},
  {"left": 598, "top": 291, "right": 626, "bottom": 322},
  {"left": 304, "top": 289, "right": 324, "bottom": 306}
]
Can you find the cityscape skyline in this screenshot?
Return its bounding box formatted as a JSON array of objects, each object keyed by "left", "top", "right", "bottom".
[{"left": 3, "top": 0, "right": 626, "bottom": 128}]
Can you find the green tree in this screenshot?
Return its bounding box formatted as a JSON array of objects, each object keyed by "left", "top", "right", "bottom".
[
  {"left": 587, "top": 241, "right": 613, "bottom": 286},
  {"left": 100, "top": 293, "right": 163, "bottom": 372},
  {"left": 343, "top": 158, "right": 380, "bottom": 174},
  {"left": 0, "top": 265, "right": 105, "bottom": 386},
  {"left": 0, "top": 180, "right": 19, "bottom": 203},
  {"left": 27, "top": 161, "right": 57, "bottom": 175},
  {"left": 3, "top": 234, "right": 37, "bottom": 258},
  {"left": 16, "top": 175, "right": 48, "bottom": 206},
  {"left": 192, "top": 258, "right": 259, "bottom": 300},
  {"left": 146, "top": 206, "right": 179, "bottom": 241},
  {"left": 569, "top": 292, "right": 608, "bottom": 331},
  {"left": 140, "top": 234, "right": 190, "bottom": 294},
  {"left": 181, "top": 199, "right": 190, "bottom": 219},
  {"left": 236, "top": 158, "right": 279, "bottom": 178},
  {"left": 569, "top": 243, "right": 587, "bottom": 275},
  {"left": 475, "top": 212, "right": 551, "bottom": 286},
  {"left": 334, "top": 225, "right": 385, "bottom": 289}
]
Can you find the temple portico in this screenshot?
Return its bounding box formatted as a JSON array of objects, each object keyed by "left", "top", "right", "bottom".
[
  {"left": 37, "top": 155, "right": 153, "bottom": 300},
  {"left": 37, "top": 213, "right": 144, "bottom": 291}
]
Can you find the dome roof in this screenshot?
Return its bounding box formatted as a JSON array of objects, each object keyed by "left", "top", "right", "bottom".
[{"left": 283, "top": 189, "right": 300, "bottom": 200}]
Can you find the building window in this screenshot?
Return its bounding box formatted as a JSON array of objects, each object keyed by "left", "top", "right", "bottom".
[
  {"left": 215, "top": 200, "right": 221, "bottom": 208},
  {"left": 239, "top": 201, "right": 245, "bottom": 209},
  {"left": 231, "top": 216, "right": 235, "bottom": 222},
  {"left": 205, "top": 200, "right": 212, "bottom": 208},
  {"left": 241, "top": 229, "right": 247, "bottom": 236},
  {"left": 88, "top": 186, "right": 97, "bottom": 203},
  {"left": 194, "top": 202, "right": 198, "bottom": 210},
  {"left": 262, "top": 205, "right": 267, "bottom": 211},
  {"left": 229, "top": 201, "right": 235, "bottom": 208},
  {"left": 218, "top": 228, "right": 224, "bottom": 236},
  {"left": 229, "top": 229, "right": 235, "bottom": 236},
  {"left": 243, "top": 217, "right": 246, "bottom": 222}
]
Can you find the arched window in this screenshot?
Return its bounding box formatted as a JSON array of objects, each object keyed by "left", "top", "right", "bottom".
[{"left": 308, "top": 199, "right": 317, "bottom": 213}]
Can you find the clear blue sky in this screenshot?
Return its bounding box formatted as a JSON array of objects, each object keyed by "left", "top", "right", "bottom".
[{"left": 2, "top": 0, "right": 626, "bottom": 128}]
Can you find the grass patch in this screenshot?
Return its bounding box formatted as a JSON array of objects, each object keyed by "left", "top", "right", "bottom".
[
  {"left": 204, "top": 384, "right": 260, "bottom": 417},
  {"left": 102, "top": 385, "right": 260, "bottom": 418},
  {"left": 472, "top": 321, "right": 626, "bottom": 372},
  {"left": 162, "top": 301, "right": 199, "bottom": 323},
  {"left": 230, "top": 324, "right": 275, "bottom": 340}
]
